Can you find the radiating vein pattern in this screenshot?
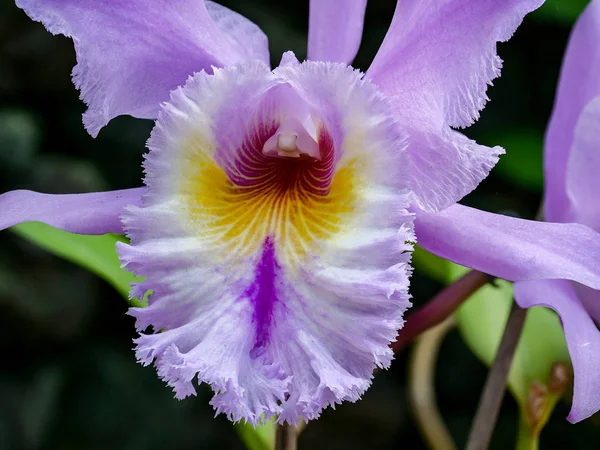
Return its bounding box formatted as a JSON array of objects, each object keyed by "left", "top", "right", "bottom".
[{"left": 182, "top": 120, "right": 358, "bottom": 266}]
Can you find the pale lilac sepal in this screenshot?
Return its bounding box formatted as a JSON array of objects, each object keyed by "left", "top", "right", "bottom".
[
  {"left": 366, "top": 0, "right": 543, "bottom": 211},
  {"left": 308, "top": 0, "right": 367, "bottom": 64},
  {"left": 368, "top": 0, "right": 544, "bottom": 128},
  {"left": 415, "top": 204, "right": 600, "bottom": 289},
  {"left": 0, "top": 188, "right": 145, "bottom": 234},
  {"left": 565, "top": 96, "right": 600, "bottom": 230},
  {"left": 543, "top": 0, "right": 600, "bottom": 222},
  {"left": 15, "top": 0, "right": 269, "bottom": 136},
  {"left": 576, "top": 285, "right": 600, "bottom": 325}
]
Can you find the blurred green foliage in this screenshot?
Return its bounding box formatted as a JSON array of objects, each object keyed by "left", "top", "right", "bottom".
[
  {"left": 488, "top": 129, "right": 545, "bottom": 192},
  {"left": 12, "top": 223, "right": 138, "bottom": 301},
  {"left": 414, "top": 246, "right": 571, "bottom": 447},
  {"left": 533, "top": 0, "right": 589, "bottom": 25},
  {"left": 456, "top": 280, "right": 569, "bottom": 409},
  {"left": 235, "top": 420, "right": 276, "bottom": 450}
]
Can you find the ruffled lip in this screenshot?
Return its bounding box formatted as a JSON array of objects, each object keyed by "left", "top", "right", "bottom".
[{"left": 117, "top": 59, "right": 415, "bottom": 424}]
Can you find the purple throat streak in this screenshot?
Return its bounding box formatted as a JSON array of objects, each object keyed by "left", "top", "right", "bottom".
[{"left": 247, "top": 237, "right": 279, "bottom": 359}]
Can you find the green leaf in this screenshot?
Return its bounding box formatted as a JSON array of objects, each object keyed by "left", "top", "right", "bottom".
[
  {"left": 234, "top": 421, "right": 276, "bottom": 450},
  {"left": 412, "top": 246, "right": 453, "bottom": 284},
  {"left": 532, "top": 0, "right": 589, "bottom": 26},
  {"left": 448, "top": 263, "right": 569, "bottom": 405},
  {"left": 454, "top": 277, "right": 568, "bottom": 405},
  {"left": 414, "top": 250, "right": 570, "bottom": 440},
  {"left": 488, "top": 129, "right": 544, "bottom": 192},
  {"left": 442, "top": 260, "right": 569, "bottom": 444},
  {"left": 11, "top": 222, "right": 143, "bottom": 306}
]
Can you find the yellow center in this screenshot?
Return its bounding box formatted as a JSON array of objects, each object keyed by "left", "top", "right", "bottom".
[{"left": 180, "top": 134, "right": 359, "bottom": 266}]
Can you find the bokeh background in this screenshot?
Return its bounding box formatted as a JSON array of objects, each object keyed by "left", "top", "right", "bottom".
[{"left": 0, "top": 0, "right": 597, "bottom": 448}]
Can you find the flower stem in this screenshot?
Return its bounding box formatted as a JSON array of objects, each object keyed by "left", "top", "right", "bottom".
[
  {"left": 391, "top": 270, "right": 489, "bottom": 354},
  {"left": 465, "top": 300, "right": 527, "bottom": 450},
  {"left": 409, "top": 316, "right": 457, "bottom": 450},
  {"left": 275, "top": 423, "right": 297, "bottom": 450},
  {"left": 516, "top": 415, "right": 539, "bottom": 450}
]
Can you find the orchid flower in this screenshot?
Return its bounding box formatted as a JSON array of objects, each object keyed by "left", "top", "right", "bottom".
[
  {"left": 509, "top": 0, "right": 600, "bottom": 424},
  {"left": 3, "top": 0, "right": 600, "bottom": 426}
]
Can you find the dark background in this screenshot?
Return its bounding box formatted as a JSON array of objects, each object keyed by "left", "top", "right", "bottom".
[{"left": 0, "top": 0, "right": 597, "bottom": 449}]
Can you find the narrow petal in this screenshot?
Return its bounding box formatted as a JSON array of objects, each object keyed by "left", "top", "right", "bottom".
[
  {"left": 576, "top": 284, "right": 600, "bottom": 325},
  {"left": 308, "top": 0, "right": 367, "bottom": 64},
  {"left": 16, "top": 0, "right": 269, "bottom": 136},
  {"left": 415, "top": 204, "right": 600, "bottom": 289},
  {"left": 119, "top": 59, "right": 414, "bottom": 424},
  {"left": 366, "top": 0, "right": 542, "bottom": 211},
  {"left": 565, "top": 97, "right": 600, "bottom": 230},
  {"left": 0, "top": 188, "right": 144, "bottom": 234},
  {"left": 543, "top": 0, "right": 600, "bottom": 222},
  {"left": 515, "top": 279, "right": 600, "bottom": 423}
]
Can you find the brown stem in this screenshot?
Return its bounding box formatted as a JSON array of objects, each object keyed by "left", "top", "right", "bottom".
[
  {"left": 465, "top": 300, "right": 527, "bottom": 450},
  {"left": 391, "top": 270, "right": 489, "bottom": 354},
  {"left": 275, "top": 423, "right": 297, "bottom": 450}
]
